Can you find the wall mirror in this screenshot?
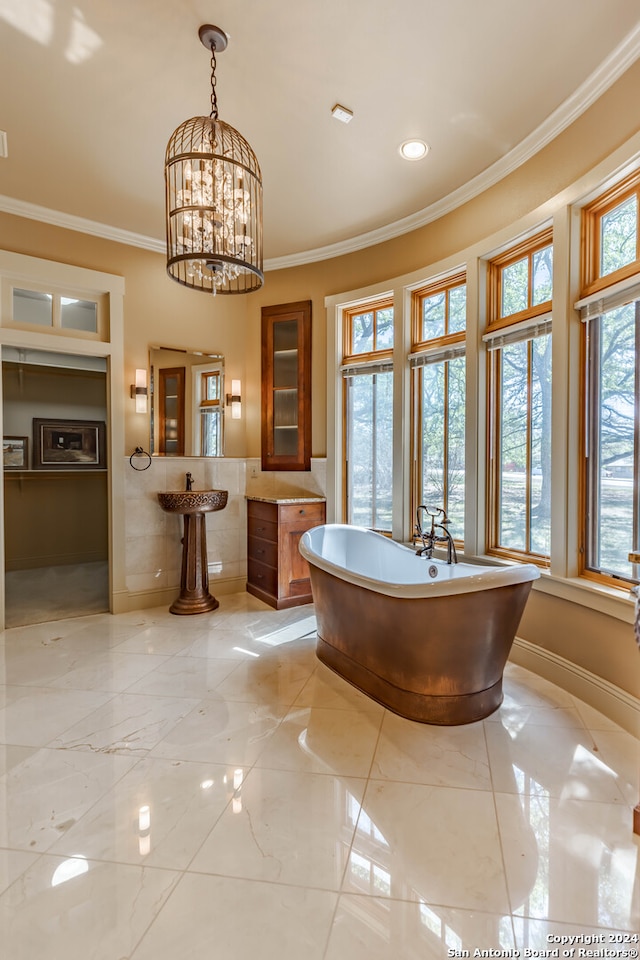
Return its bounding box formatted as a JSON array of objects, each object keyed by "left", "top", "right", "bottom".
[{"left": 149, "top": 345, "right": 224, "bottom": 457}]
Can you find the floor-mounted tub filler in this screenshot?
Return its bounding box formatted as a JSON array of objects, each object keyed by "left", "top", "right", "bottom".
[{"left": 299, "top": 524, "right": 540, "bottom": 724}]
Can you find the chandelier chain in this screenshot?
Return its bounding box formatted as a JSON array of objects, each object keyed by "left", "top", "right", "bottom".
[{"left": 209, "top": 44, "right": 218, "bottom": 120}]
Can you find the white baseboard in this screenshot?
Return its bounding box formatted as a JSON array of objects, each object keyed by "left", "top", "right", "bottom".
[
  {"left": 119, "top": 577, "right": 248, "bottom": 614},
  {"left": 511, "top": 636, "right": 640, "bottom": 738}
]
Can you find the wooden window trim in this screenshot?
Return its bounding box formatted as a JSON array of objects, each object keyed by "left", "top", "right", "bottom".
[
  {"left": 486, "top": 323, "right": 551, "bottom": 568},
  {"left": 199, "top": 371, "right": 221, "bottom": 409},
  {"left": 487, "top": 227, "right": 552, "bottom": 329},
  {"left": 581, "top": 170, "right": 640, "bottom": 299},
  {"left": 579, "top": 172, "right": 640, "bottom": 587},
  {"left": 343, "top": 297, "right": 394, "bottom": 365},
  {"left": 411, "top": 270, "right": 466, "bottom": 353}
]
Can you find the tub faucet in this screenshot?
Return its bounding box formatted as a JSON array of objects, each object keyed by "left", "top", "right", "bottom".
[
  {"left": 185, "top": 472, "right": 193, "bottom": 491},
  {"left": 415, "top": 505, "right": 458, "bottom": 564}
]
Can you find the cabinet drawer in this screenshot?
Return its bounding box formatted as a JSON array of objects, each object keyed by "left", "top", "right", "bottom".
[
  {"left": 279, "top": 502, "right": 325, "bottom": 524},
  {"left": 247, "top": 516, "right": 278, "bottom": 543},
  {"left": 247, "top": 499, "right": 278, "bottom": 522},
  {"left": 248, "top": 535, "right": 278, "bottom": 567},
  {"left": 247, "top": 557, "right": 278, "bottom": 597}
]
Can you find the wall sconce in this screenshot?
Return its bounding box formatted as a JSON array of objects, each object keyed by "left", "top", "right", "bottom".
[
  {"left": 130, "top": 369, "right": 148, "bottom": 414},
  {"left": 226, "top": 379, "right": 242, "bottom": 419}
]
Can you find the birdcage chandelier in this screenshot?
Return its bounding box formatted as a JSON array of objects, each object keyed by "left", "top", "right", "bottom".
[{"left": 165, "top": 25, "right": 263, "bottom": 295}]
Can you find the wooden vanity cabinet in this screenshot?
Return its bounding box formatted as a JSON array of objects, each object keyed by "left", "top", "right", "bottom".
[
  {"left": 246, "top": 498, "right": 325, "bottom": 609},
  {"left": 261, "top": 300, "right": 312, "bottom": 471}
]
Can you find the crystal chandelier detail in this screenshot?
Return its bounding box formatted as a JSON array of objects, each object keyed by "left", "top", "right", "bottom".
[{"left": 165, "top": 25, "right": 263, "bottom": 295}]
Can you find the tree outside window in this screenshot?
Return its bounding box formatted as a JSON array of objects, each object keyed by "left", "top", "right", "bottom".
[{"left": 487, "top": 231, "right": 553, "bottom": 563}]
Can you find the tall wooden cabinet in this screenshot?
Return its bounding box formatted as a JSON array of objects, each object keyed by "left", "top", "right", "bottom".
[
  {"left": 261, "top": 300, "right": 312, "bottom": 471},
  {"left": 246, "top": 497, "right": 325, "bottom": 609}
]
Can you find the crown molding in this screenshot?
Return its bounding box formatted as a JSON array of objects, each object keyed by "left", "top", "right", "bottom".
[
  {"left": 0, "top": 195, "right": 165, "bottom": 253},
  {"left": 1, "top": 23, "right": 640, "bottom": 271}
]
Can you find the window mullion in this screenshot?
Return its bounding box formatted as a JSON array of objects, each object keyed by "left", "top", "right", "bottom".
[
  {"left": 443, "top": 361, "right": 449, "bottom": 515},
  {"left": 526, "top": 340, "right": 533, "bottom": 555},
  {"left": 371, "top": 374, "right": 378, "bottom": 529},
  {"left": 586, "top": 320, "right": 602, "bottom": 569},
  {"left": 633, "top": 302, "right": 640, "bottom": 563}
]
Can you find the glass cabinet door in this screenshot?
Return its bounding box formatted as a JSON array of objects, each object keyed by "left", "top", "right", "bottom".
[{"left": 261, "top": 301, "right": 311, "bottom": 470}]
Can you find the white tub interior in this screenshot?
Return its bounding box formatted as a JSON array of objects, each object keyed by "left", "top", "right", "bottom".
[{"left": 300, "top": 524, "right": 540, "bottom": 598}]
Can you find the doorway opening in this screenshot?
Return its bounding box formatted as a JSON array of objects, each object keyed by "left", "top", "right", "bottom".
[{"left": 2, "top": 348, "right": 109, "bottom": 626}]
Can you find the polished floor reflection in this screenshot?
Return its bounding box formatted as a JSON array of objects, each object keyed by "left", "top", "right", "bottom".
[{"left": 0, "top": 593, "right": 637, "bottom": 959}]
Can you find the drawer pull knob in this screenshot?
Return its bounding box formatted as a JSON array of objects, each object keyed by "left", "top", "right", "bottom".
[{"left": 299, "top": 509, "right": 305, "bottom": 514}]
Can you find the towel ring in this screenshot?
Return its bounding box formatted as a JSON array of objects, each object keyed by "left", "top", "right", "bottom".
[{"left": 129, "top": 446, "right": 152, "bottom": 471}]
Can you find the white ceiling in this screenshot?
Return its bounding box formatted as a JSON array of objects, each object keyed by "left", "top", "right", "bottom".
[{"left": 1, "top": 0, "right": 640, "bottom": 267}]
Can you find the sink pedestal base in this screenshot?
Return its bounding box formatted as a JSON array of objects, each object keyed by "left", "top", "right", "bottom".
[{"left": 170, "top": 513, "right": 219, "bottom": 616}]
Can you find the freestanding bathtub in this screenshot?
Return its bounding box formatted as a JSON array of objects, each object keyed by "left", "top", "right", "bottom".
[{"left": 299, "top": 524, "right": 540, "bottom": 724}]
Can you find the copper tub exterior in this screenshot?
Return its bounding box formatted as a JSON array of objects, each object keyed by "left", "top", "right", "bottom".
[{"left": 308, "top": 563, "right": 534, "bottom": 725}]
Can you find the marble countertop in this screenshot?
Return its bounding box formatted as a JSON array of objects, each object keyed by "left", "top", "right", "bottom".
[{"left": 245, "top": 495, "right": 326, "bottom": 504}]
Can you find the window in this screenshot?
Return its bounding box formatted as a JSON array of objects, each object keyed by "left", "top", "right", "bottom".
[
  {"left": 580, "top": 173, "right": 640, "bottom": 585},
  {"left": 3, "top": 283, "right": 104, "bottom": 339},
  {"left": 581, "top": 170, "right": 640, "bottom": 299},
  {"left": 199, "top": 370, "right": 222, "bottom": 457},
  {"left": 411, "top": 272, "right": 466, "bottom": 542},
  {"left": 343, "top": 300, "right": 393, "bottom": 531},
  {"left": 487, "top": 230, "right": 553, "bottom": 563}
]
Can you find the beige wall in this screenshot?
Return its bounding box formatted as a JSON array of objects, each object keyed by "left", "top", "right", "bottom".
[
  {"left": 0, "top": 57, "right": 639, "bottom": 720},
  {"left": 2, "top": 58, "right": 639, "bottom": 463}
]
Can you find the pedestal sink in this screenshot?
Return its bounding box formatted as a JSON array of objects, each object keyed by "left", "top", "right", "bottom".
[{"left": 157, "top": 488, "right": 228, "bottom": 615}]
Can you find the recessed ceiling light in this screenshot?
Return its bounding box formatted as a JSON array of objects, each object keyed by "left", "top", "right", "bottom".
[
  {"left": 331, "top": 104, "right": 354, "bottom": 124},
  {"left": 399, "top": 139, "right": 429, "bottom": 161}
]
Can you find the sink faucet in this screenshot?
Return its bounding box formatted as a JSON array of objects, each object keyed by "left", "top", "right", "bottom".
[
  {"left": 185, "top": 472, "right": 193, "bottom": 491},
  {"left": 415, "top": 505, "right": 458, "bottom": 564}
]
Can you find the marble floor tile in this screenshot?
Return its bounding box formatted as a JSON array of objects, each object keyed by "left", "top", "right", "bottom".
[
  {"left": 502, "top": 668, "right": 578, "bottom": 709},
  {"left": 512, "top": 916, "right": 640, "bottom": 948},
  {"left": 0, "top": 747, "right": 136, "bottom": 851},
  {"left": 256, "top": 705, "right": 383, "bottom": 777},
  {"left": 589, "top": 728, "right": 640, "bottom": 806},
  {"left": 176, "top": 627, "right": 285, "bottom": 660},
  {"left": 343, "top": 780, "right": 511, "bottom": 914},
  {"left": 325, "top": 897, "right": 516, "bottom": 960},
  {"left": 0, "top": 744, "right": 38, "bottom": 778},
  {"left": 0, "top": 854, "right": 179, "bottom": 960},
  {"left": 211, "top": 651, "right": 316, "bottom": 706},
  {"left": 110, "top": 624, "right": 196, "bottom": 656},
  {"left": 50, "top": 692, "right": 201, "bottom": 756},
  {"left": 0, "top": 686, "right": 114, "bottom": 746},
  {"left": 129, "top": 873, "right": 338, "bottom": 960},
  {"left": 371, "top": 712, "right": 491, "bottom": 789},
  {"left": 0, "top": 598, "right": 636, "bottom": 958},
  {"left": 0, "top": 644, "right": 84, "bottom": 687},
  {"left": 190, "top": 767, "right": 366, "bottom": 888},
  {"left": 50, "top": 757, "right": 239, "bottom": 869},
  {"left": 496, "top": 793, "right": 640, "bottom": 930},
  {"left": 293, "top": 663, "right": 385, "bottom": 715},
  {"left": 150, "top": 697, "right": 288, "bottom": 765},
  {"left": 48, "top": 651, "right": 171, "bottom": 693},
  {"left": 484, "top": 720, "right": 627, "bottom": 803},
  {"left": 571, "top": 698, "right": 631, "bottom": 732},
  {"left": 0, "top": 848, "right": 41, "bottom": 897},
  {"left": 123, "top": 655, "right": 238, "bottom": 699},
  {"left": 485, "top": 699, "right": 587, "bottom": 732},
  {"left": 5, "top": 562, "right": 109, "bottom": 628}
]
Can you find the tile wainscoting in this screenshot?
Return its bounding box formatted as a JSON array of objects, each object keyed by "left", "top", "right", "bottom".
[{"left": 123, "top": 458, "right": 327, "bottom": 611}]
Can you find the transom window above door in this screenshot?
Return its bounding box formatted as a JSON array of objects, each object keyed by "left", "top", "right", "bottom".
[{"left": 2, "top": 283, "right": 106, "bottom": 341}]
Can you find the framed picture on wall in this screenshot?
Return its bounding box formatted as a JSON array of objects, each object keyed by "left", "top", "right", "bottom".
[
  {"left": 3, "top": 436, "right": 28, "bottom": 470},
  {"left": 33, "top": 419, "right": 106, "bottom": 470}
]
